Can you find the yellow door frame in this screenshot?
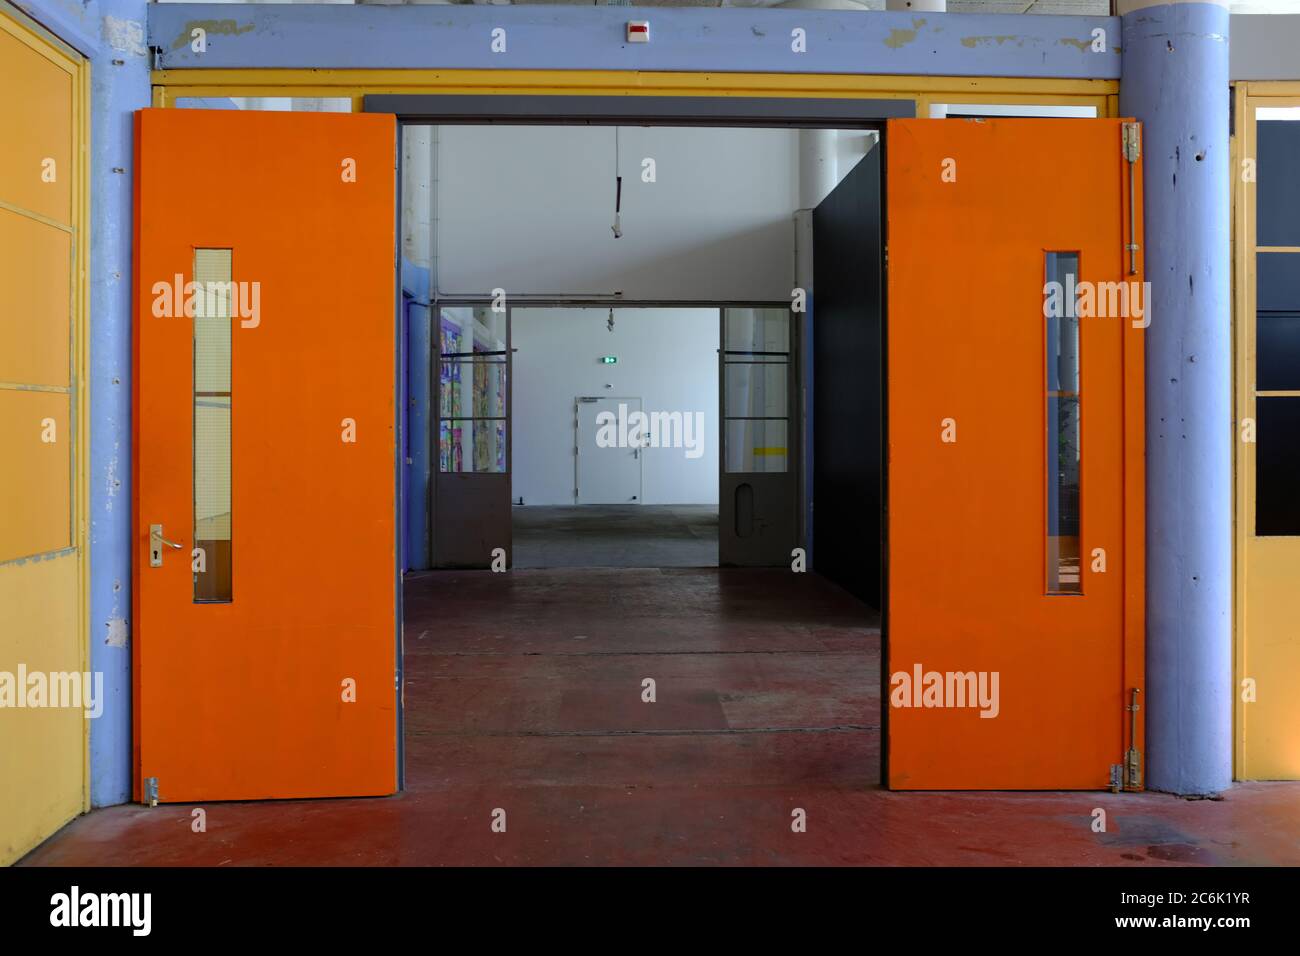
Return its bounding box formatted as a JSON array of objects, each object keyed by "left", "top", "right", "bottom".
[
  {"left": 1231, "top": 80, "right": 1300, "bottom": 780},
  {"left": 150, "top": 68, "right": 1118, "bottom": 118},
  {"left": 0, "top": 0, "right": 91, "bottom": 825}
]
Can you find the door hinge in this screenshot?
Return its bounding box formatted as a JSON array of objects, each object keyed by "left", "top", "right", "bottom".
[
  {"left": 144, "top": 776, "right": 159, "bottom": 807},
  {"left": 1125, "top": 687, "right": 1143, "bottom": 791},
  {"left": 1122, "top": 121, "right": 1141, "bottom": 163},
  {"left": 1121, "top": 122, "right": 1141, "bottom": 276}
]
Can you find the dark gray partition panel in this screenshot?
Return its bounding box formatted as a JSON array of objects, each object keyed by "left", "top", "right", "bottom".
[{"left": 812, "top": 146, "right": 883, "bottom": 609}]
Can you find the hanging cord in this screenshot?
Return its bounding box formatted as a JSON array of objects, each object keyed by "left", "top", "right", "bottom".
[{"left": 611, "top": 127, "right": 623, "bottom": 239}]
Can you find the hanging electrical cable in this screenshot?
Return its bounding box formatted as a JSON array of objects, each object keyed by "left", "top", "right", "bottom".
[{"left": 611, "top": 126, "right": 623, "bottom": 239}]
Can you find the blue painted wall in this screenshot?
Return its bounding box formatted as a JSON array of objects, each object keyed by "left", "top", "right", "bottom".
[
  {"left": 14, "top": 0, "right": 151, "bottom": 808},
  {"left": 403, "top": 262, "right": 432, "bottom": 572}
]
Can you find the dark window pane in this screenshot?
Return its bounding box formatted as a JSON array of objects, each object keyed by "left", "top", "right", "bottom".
[
  {"left": 1257, "top": 252, "right": 1300, "bottom": 312},
  {"left": 1258, "top": 121, "right": 1300, "bottom": 248},
  {"left": 1257, "top": 313, "right": 1300, "bottom": 392},
  {"left": 1256, "top": 396, "right": 1300, "bottom": 536}
]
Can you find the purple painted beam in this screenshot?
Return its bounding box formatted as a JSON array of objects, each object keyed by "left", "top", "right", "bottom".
[{"left": 148, "top": 4, "right": 1122, "bottom": 78}]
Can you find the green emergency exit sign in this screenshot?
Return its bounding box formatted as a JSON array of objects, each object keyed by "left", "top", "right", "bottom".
[{"left": 600, "top": 355, "right": 618, "bottom": 364}]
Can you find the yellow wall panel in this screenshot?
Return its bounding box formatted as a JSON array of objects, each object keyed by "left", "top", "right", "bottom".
[
  {"left": 0, "top": 389, "right": 70, "bottom": 562},
  {"left": 0, "top": 553, "right": 83, "bottom": 865},
  {"left": 1242, "top": 538, "right": 1300, "bottom": 779},
  {"left": 0, "top": 25, "right": 73, "bottom": 227},
  {"left": 0, "top": 2, "right": 86, "bottom": 865},
  {"left": 0, "top": 206, "right": 71, "bottom": 388}
]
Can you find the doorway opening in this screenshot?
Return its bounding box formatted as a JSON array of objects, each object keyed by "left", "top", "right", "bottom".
[
  {"left": 394, "top": 115, "right": 887, "bottom": 799},
  {"left": 127, "top": 89, "right": 1145, "bottom": 818},
  {"left": 511, "top": 305, "right": 722, "bottom": 569},
  {"left": 400, "top": 119, "right": 885, "bottom": 587}
]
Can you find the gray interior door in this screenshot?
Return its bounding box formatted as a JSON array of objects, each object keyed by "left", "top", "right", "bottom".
[
  {"left": 433, "top": 304, "right": 511, "bottom": 568},
  {"left": 719, "top": 307, "right": 799, "bottom": 567}
]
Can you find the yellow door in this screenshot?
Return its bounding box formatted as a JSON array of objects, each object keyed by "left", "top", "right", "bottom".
[
  {"left": 1237, "top": 96, "right": 1300, "bottom": 780},
  {"left": 0, "top": 4, "right": 87, "bottom": 865}
]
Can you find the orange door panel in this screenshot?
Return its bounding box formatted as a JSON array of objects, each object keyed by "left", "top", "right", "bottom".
[
  {"left": 885, "top": 118, "right": 1145, "bottom": 790},
  {"left": 133, "top": 109, "right": 398, "bottom": 801}
]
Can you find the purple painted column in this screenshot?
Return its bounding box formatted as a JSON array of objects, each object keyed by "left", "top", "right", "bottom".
[
  {"left": 1120, "top": 0, "right": 1232, "bottom": 795},
  {"left": 16, "top": 0, "right": 151, "bottom": 807}
]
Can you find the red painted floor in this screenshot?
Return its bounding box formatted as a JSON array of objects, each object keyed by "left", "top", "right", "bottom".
[{"left": 21, "top": 569, "right": 1300, "bottom": 866}]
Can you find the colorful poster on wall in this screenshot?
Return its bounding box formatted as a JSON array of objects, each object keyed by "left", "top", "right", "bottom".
[{"left": 439, "top": 317, "right": 464, "bottom": 470}]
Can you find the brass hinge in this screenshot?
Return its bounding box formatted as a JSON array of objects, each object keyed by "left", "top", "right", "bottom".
[
  {"left": 1122, "top": 122, "right": 1141, "bottom": 276},
  {"left": 1122, "top": 122, "right": 1142, "bottom": 163},
  {"left": 1125, "top": 687, "right": 1143, "bottom": 791}
]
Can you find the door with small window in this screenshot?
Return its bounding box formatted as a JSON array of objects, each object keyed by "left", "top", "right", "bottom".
[
  {"left": 433, "top": 304, "right": 511, "bottom": 568},
  {"left": 718, "top": 307, "right": 799, "bottom": 567},
  {"left": 133, "top": 108, "right": 399, "bottom": 802},
  {"left": 885, "top": 118, "right": 1146, "bottom": 790}
]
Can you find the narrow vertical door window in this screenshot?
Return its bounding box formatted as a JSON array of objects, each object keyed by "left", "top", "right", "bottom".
[
  {"left": 193, "top": 248, "right": 233, "bottom": 602},
  {"left": 1045, "top": 252, "right": 1082, "bottom": 593}
]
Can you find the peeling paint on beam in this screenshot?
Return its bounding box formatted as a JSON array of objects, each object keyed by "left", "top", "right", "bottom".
[
  {"left": 172, "top": 18, "right": 255, "bottom": 52},
  {"left": 147, "top": 4, "right": 1121, "bottom": 79}
]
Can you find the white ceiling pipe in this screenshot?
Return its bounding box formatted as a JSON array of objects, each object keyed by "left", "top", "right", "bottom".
[
  {"left": 886, "top": 0, "right": 946, "bottom": 11},
  {"left": 798, "top": 129, "right": 840, "bottom": 209}
]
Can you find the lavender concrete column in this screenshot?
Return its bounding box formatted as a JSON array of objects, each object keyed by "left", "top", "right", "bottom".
[{"left": 1120, "top": 0, "right": 1232, "bottom": 795}]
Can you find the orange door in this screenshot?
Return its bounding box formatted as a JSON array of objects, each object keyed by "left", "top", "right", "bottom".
[
  {"left": 133, "top": 109, "right": 398, "bottom": 802},
  {"left": 886, "top": 118, "right": 1145, "bottom": 790}
]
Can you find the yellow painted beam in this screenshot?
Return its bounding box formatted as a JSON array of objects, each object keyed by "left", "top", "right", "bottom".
[{"left": 150, "top": 68, "right": 1116, "bottom": 110}]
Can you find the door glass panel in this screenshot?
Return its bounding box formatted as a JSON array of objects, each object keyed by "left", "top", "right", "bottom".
[
  {"left": 725, "top": 419, "right": 788, "bottom": 473},
  {"left": 1256, "top": 397, "right": 1300, "bottom": 536},
  {"left": 438, "top": 306, "right": 508, "bottom": 474},
  {"left": 193, "top": 248, "right": 233, "bottom": 602},
  {"left": 725, "top": 362, "right": 788, "bottom": 419},
  {"left": 723, "top": 307, "right": 790, "bottom": 474},
  {"left": 725, "top": 307, "right": 789, "bottom": 352},
  {"left": 1045, "top": 252, "right": 1081, "bottom": 594}
]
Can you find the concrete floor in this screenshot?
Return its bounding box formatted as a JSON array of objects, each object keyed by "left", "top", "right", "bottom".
[
  {"left": 20, "top": 568, "right": 1300, "bottom": 866},
  {"left": 512, "top": 504, "right": 717, "bottom": 568}
]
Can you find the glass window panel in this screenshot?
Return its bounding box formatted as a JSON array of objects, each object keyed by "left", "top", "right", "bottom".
[
  {"left": 193, "top": 248, "right": 232, "bottom": 603},
  {"left": 724, "top": 307, "right": 789, "bottom": 353},
  {"left": 725, "top": 361, "right": 788, "bottom": 419},
  {"left": 1256, "top": 397, "right": 1300, "bottom": 536},
  {"left": 1257, "top": 313, "right": 1300, "bottom": 392},
  {"left": 725, "top": 419, "right": 787, "bottom": 474},
  {"left": 1045, "top": 251, "right": 1082, "bottom": 594},
  {"left": 440, "top": 419, "right": 508, "bottom": 474},
  {"left": 1258, "top": 121, "right": 1300, "bottom": 248},
  {"left": 439, "top": 359, "right": 506, "bottom": 420}
]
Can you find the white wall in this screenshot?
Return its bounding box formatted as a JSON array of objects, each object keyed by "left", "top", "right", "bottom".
[
  {"left": 512, "top": 308, "right": 719, "bottom": 506},
  {"left": 435, "top": 125, "right": 799, "bottom": 300}
]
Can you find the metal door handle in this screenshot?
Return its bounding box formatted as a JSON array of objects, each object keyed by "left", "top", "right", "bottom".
[{"left": 149, "top": 523, "right": 184, "bottom": 567}]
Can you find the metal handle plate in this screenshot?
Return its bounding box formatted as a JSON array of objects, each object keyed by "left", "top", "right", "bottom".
[{"left": 149, "top": 523, "right": 184, "bottom": 568}]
